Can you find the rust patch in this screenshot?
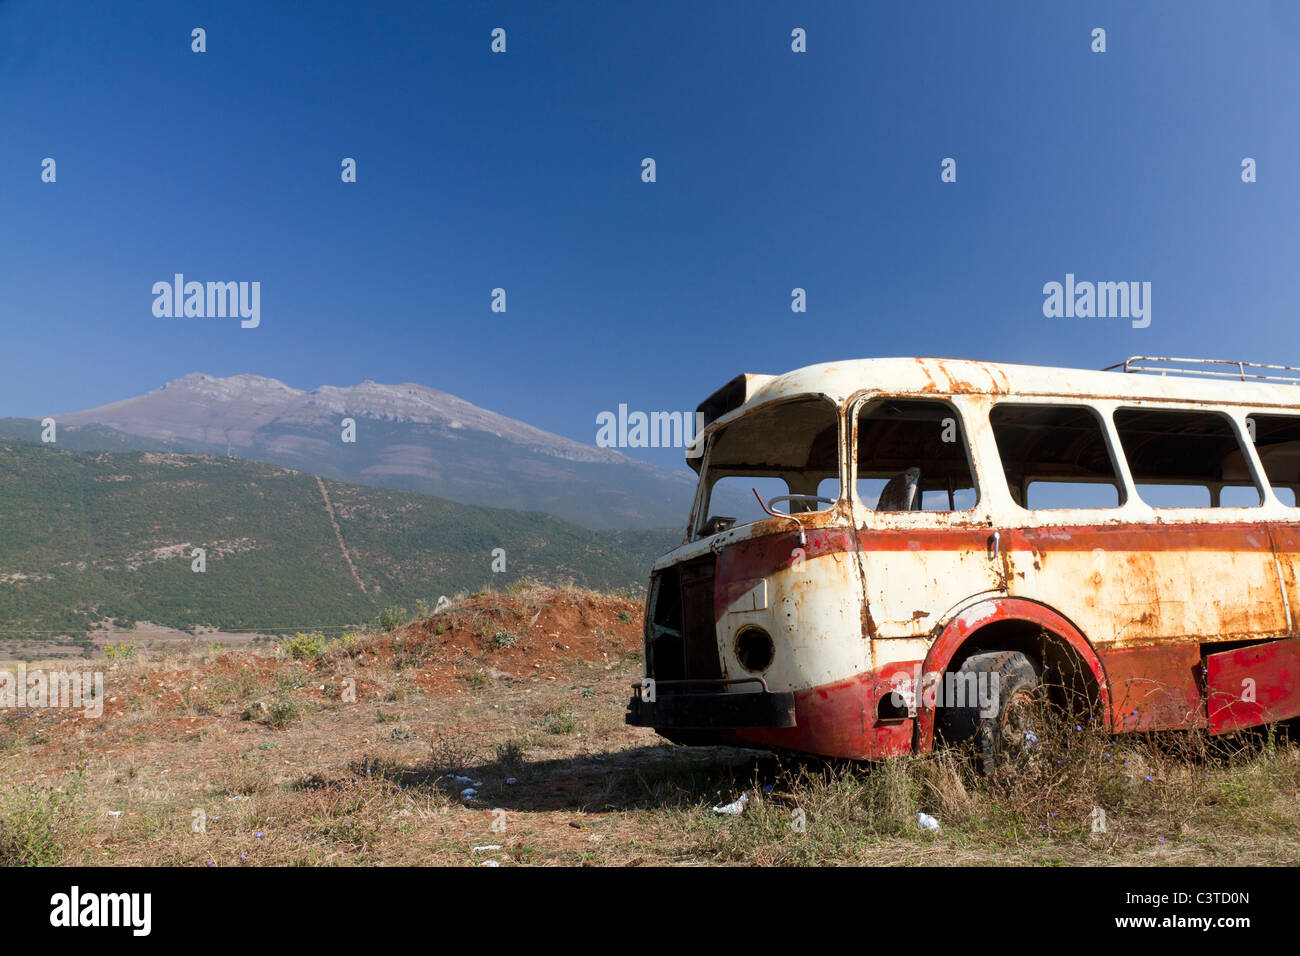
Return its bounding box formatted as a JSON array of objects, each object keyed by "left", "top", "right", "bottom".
[{"left": 1099, "top": 643, "right": 1205, "bottom": 732}]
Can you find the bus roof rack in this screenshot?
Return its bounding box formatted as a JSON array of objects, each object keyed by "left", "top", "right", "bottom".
[{"left": 1101, "top": 356, "right": 1300, "bottom": 386}]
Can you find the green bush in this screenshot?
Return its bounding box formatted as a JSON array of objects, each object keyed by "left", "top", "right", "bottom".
[
  {"left": 104, "top": 641, "right": 138, "bottom": 663},
  {"left": 283, "top": 631, "right": 327, "bottom": 660},
  {"left": 543, "top": 703, "right": 577, "bottom": 735},
  {"left": 378, "top": 607, "right": 408, "bottom": 632}
]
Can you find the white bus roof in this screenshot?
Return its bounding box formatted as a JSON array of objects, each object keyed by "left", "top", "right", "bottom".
[{"left": 706, "top": 357, "right": 1300, "bottom": 424}]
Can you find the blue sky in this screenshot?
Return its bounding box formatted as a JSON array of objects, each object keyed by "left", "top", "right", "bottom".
[{"left": 2, "top": 0, "right": 1298, "bottom": 471}]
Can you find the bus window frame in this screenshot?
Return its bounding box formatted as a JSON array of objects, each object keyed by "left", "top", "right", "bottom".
[
  {"left": 1244, "top": 411, "right": 1300, "bottom": 511},
  {"left": 846, "top": 393, "right": 983, "bottom": 524},
  {"left": 987, "top": 399, "right": 1132, "bottom": 515},
  {"left": 1111, "top": 403, "right": 1270, "bottom": 512}
]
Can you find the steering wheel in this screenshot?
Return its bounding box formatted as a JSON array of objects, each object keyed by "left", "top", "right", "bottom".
[{"left": 765, "top": 494, "right": 835, "bottom": 515}]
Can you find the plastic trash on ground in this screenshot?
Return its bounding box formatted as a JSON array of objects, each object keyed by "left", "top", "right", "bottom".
[{"left": 712, "top": 792, "right": 750, "bottom": 815}]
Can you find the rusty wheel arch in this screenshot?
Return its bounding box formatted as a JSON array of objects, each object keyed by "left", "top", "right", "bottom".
[{"left": 915, "top": 597, "right": 1113, "bottom": 752}]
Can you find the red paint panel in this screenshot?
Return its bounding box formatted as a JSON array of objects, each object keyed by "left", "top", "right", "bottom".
[
  {"left": 728, "top": 668, "right": 915, "bottom": 759},
  {"left": 1262, "top": 523, "right": 1300, "bottom": 551},
  {"left": 1206, "top": 638, "right": 1300, "bottom": 734},
  {"left": 1098, "top": 643, "right": 1205, "bottom": 731},
  {"left": 715, "top": 522, "right": 1280, "bottom": 589},
  {"left": 858, "top": 522, "right": 1273, "bottom": 554}
]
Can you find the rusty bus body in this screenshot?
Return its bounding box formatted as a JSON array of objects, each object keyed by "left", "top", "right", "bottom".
[{"left": 626, "top": 357, "right": 1300, "bottom": 759}]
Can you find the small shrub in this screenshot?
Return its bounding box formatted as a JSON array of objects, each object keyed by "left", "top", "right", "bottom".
[
  {"left": 543, "top": 703, "right": 578, "bottom": 735},
  {"left": 267, "top": 700, "right": 301, "bottom": 729},
  {"left": 496, "top": 739, "right": 527, "bottom": 771},
  {"left": 275, "top": 668, "right": 308, "bottom": 695},
  {"left": 240, "top": 702, "right": 265, "bottom": 722},
  {"left": 283, "top": 632, "right": 327, "bottom": 661},
  {"left": 104, "top": 641, "right": 138, "bottom": 663},
  {"left": 492, "top": 630, "right": 519, "bottom": 649},
  {"left": 429, "top": 733, "right": 477, "bottom": 774},
  {"left": 378, "top": 607, "right": 408, "bottom": 632}
]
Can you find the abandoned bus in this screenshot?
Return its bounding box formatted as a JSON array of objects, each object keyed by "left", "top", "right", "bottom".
[{"left": 626, "top": 356, "right": 1300, "bottom": 766}]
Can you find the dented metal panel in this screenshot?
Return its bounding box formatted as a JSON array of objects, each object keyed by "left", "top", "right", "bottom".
[{"left": 1206, "top": 637, "right": 1300, "bottom": 734}]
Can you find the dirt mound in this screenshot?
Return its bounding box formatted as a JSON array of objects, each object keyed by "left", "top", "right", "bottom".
[
  {"left": 355, "top": 587, "right": 644, "bottom": 694},
  {"left": 8, "top": 586, "right": 646, "bottom": 756}
]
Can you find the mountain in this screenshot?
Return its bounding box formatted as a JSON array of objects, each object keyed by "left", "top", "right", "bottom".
[
  {"left": 0, "top": 437, "right": 678, "bottom": 643},
  {"left": 40, "top": 373, "right": 710, "bottom": 531}
]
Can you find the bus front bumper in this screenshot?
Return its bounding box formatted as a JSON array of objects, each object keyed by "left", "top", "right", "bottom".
[{"left": 625, "top": 684, "right": 797, "bottom": 730}]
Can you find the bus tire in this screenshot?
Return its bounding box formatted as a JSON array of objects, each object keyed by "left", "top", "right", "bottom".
[{"left": 937, "top": 650, "right": 1042, "bottom": 776}]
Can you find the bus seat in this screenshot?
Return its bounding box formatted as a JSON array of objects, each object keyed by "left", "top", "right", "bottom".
[{"left": 877, "top": 467, "right": 922, "bottom": 511}]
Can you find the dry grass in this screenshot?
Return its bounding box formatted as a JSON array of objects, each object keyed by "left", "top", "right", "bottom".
[{"left": 1, "top": 586, "right": 1297, "bottom": 866}]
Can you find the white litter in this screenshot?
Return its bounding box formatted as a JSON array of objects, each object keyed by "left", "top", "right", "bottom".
[
  {"left": 449, "top": 775, "right": 471, "bottom": 784},
  {"left": 473, "top": 845, "right": 502, "bottom": 852},
  {"left": 505, "top": 777, "right": 518, "bottom": 785},
  {"left": 916, "top": 812, "right": 941, "bottom": 832},
  {"left": 460, "top": 788, "right": 478, "bottom": 798},
  {"left": 712, "top": 793, "right": 750, "bottom": 815},
  {"left": 479, "top": 860, "right": 500, "bottom": 867},
  {"left": 107, "top": 810, "right": 123, "bottom": 817}
]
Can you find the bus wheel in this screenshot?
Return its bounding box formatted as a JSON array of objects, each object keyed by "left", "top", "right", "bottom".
[{"left": 938, "top": 651, "right": 1043, "bottom": 776}]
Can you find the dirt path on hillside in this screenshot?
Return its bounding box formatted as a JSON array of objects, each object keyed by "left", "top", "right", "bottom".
[{"left": 316, "top": 476, "right": 367, "bottom": 593}]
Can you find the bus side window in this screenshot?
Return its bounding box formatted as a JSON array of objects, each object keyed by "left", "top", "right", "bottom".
[
  {"left": 989, "top": 404, "right": 1123, "bottom": 510},
  {"left": 1246, "top": 414, "right": 1300, "bottom": 508},
  {"left": 856, "top": 399, "right": 977, "bottom": 512},
  {"left": 1114, "top": 408, "right": 1261, "bottom": 508}
]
